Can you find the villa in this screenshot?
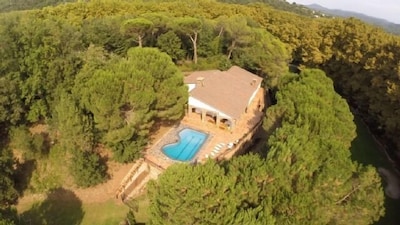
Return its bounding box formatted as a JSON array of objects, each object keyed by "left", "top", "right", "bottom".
[
  {"left": 185, "top": 66, "right": 264, "bottom": 130},
  {"left": 116, "top": 66, "right": 267, "bottom": 201}
]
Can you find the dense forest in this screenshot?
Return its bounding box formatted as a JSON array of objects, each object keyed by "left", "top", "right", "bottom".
[
  {"left": 0, "top": 0, "right": 399, "bottom": 224},
  {"left": 219, "top": 0, "right": 327, "bottom": 18},
  {"left": 0, "top": 0, "right": 74, "bottom": 12}
]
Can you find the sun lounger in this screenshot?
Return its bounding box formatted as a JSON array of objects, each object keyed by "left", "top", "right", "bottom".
[
  {"left": 216, "top": 143, "right": 226, "bottom": 148},
  {"left": 212, "top": 147, "right": 221, "bottom": 153},
  {"left": 213, "top": 144, "right": 225, "bottom": 152}
]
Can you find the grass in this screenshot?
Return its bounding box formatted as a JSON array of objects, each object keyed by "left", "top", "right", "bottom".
[
  {"left": 126, "top": 194, "right": 150, "bottom": 224},
  {"left": 350, "top": 116, "right": 400, "bottom": 225},
  {"left": 350, "top": 117, "right": 387, "bottom": 168},
  {"left": 18, "top": 196, "right": 129, "bottom": 225},
  {"left": 81, "top": 200, "right": 129, "bottom": 225}
]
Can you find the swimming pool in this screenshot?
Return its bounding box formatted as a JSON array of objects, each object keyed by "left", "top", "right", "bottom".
[{"left": 162, "top": 128, "right": 208, "bottom": 161}]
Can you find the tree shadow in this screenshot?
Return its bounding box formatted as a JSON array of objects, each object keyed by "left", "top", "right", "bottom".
[
  {"left": 13, "top": 159, "right": 36, "bottom": 196},
  {"left": 232, "top": 126, "right": 266, "bottom": 158},
  {"left": 98, "top": 151, "right": 111, "bottom": 181},
  {"left": 245, "top": 107, "right": 263, "bottom": 129},
  {"left": 20, "top": 188, "right": 84, "bottom": 225},
  {"left": 32, "top": 132, "right": 51, "bottom": 157},
  {"left": 350, "top": 117, "right": 387, "bottom": 168}
]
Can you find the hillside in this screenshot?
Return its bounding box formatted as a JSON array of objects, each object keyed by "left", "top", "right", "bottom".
[
  {"left": 306, "top": 3, "right": 400, "bottom": 35},
  {"left": 0, "top": 0, "right": 74, "bottom": 12},
  {"left": 218, "top": 0, "right": 326, "bottom": 18}
]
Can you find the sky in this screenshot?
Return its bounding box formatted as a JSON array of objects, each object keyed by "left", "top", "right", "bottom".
[{"left": 288, "top": 0, "right": 400, "bottom": 24}]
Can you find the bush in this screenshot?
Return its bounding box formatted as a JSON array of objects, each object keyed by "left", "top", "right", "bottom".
[
  {"left": 0, "top": 208, "right": 17, "bottom": 225},
  {"left": 29, "top": 160, "right": 62, "bottom": 193},
  {"left": 28, "top": 144, "right": 68, "bottom": 193},
  {"left": 9, "top": 126, "right": 33, "bottom": 159},
  {"left": 31, "top": 133, "right": 48, "bottom": 157},
  {"left": 69, "top": 150, "right": 108, "bottom": 188},
  {"left": 9, "top": 126, "right": 48, "bottom": 159}
]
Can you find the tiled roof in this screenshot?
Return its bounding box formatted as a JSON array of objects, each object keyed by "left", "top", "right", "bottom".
[{"left": 184, "top": 66, "right": 263, "bottom": 119}]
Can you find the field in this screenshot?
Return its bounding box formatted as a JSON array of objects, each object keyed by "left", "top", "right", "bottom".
[
  {"left": 127, "top": 194, "right": 150, "bottom": 224},
  {"left": 18, "top": 194, "right": 129, "bottom": 225}
]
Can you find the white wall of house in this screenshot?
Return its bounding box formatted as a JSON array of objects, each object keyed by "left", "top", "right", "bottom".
[
  {"left": 247, "top": 84, "right": 261, "bottom": 107},
  {"left": 187, "top": 83, "right": 196, "bottom": 92},
  {"left": 188, "top": 96, "right": 232, "bottom": 120}
]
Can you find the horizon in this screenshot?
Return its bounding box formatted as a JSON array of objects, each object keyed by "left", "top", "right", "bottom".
[{"left": 288, "top": 0, "right": 400, "bottom": 24}]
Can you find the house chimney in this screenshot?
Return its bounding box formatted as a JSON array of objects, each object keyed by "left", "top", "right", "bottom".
[
  {"left": 251, "top": 79, "right": 257, "bottom": 86},
  {"left": 196, "top": 77, "right": 205, "bottom": 87}
]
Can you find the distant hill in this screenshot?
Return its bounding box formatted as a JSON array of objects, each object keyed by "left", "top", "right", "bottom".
[
  {"left": 218, "top": 0, "right": 327, "bottom": 18},
  {"left": 0, "top": 0, "right": 74, "bottom": 13},
  {"left": 306, "top": 3, "right": 400, "bottom": 35}
]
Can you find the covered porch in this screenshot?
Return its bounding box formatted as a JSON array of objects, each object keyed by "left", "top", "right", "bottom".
[{"left": 187, "top": 105, "right": 236, "bottom": 130}]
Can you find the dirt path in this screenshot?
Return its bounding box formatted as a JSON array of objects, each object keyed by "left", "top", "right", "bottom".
[{"left": 72, "top": 161, "right": 134, "bottom": 203}]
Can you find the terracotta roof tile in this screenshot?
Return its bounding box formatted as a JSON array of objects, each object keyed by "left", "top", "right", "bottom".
[{"left": 184, "top": 66, "right": 263, "bottom": 119}]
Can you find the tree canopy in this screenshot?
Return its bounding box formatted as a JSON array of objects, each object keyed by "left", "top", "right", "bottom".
[{"left": 263, "top": 69, "right": 384, "bottom": 224}]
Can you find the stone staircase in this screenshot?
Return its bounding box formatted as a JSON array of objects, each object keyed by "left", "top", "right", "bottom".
[{"left": 116, "top": 158, "right": 162, "bottom": 201}]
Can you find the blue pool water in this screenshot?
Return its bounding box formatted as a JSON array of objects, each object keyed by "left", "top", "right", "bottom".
[{"left": 162, "top": 128, "right": 208, "bottom": 161}]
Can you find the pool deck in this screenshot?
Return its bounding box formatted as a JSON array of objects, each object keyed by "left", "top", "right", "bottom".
[{"left": 144, "top": 87, "right": 266, "bottom": 170}]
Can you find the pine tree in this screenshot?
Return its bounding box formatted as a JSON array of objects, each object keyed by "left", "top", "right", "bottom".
[{"left": 69, "top": 150, "right": 107, "bottom": 188}]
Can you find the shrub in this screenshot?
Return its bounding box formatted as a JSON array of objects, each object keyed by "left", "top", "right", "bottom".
[{"left": 69, "top": 150, "right": 108, "bottom": 188}]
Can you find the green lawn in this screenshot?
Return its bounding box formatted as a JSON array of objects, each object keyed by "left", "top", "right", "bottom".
[
  {"left": 81, "top": 200, "right": 129, "bottom": 225},
  {"left": 126, "top": 194, "right": 150, "bottom": 224},
  {"left": 19, "top": 196, "right": 129, "bottom": 225},
  {"left": 350, "top": 117, "right": 400, "bottom": 225}
]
